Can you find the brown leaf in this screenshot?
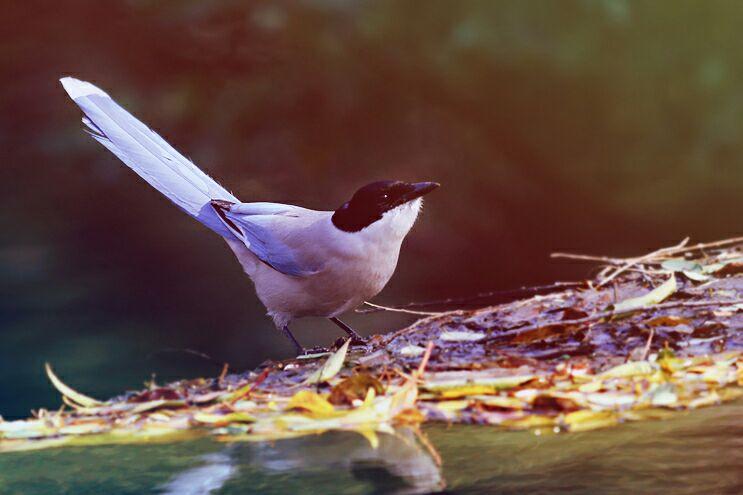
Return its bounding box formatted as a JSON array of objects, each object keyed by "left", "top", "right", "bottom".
[
  {"left": 532, "top": 394, "right": 580, "bottom": 412},
  {"left": 328, "top": 374, "right": 385, "bottom": 406},
  {"left": 714, "top": 262, "right": 743, "bottom": 277},
  {"left": 130, "top": 388, "right": 182, "bottom": 403},
  {"left": 645, "top": 315, "right": 691, "bottom": 328}
]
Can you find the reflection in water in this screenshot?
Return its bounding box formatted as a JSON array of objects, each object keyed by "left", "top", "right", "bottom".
[
  {"left": 158, "top": 428, "right": 444, "bottom": 495},
  {"left": 160, "top": 452, "right": 237, "bottom": 495},
  {"left": 248, "top": 428, "right": 444, "bottom": 494},
  {"left": 1, "top": 403, "right": 740, "bottom": 493}
]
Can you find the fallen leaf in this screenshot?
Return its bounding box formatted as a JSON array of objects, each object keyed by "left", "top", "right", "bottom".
[
  {"left": 45, "top": 363, "right": 102, "bottom": 408},
  {"left": 303, "top": 339, "right": 350, "bottom": 384},
  {"left": 613, "top": 275, "right": 677, "bottom": 313},
  {"left": 600, "top": 361, "right": 656, "bottom": 378},
  {"left": 193, "top": 411, "right": 255, "bottom": 425},
  {"left": 329, "top": 374, "right": 385, "bottom": 406},
  {"left": 661, "top": 258, "right": 702, "bottom": 272},
  {"left": 645, "top": 315, "right": 691, "bottom": 328},
  {"left": 130, "top": 388, "right": 182, "bottom": 402},
  {"left": 683, "top": 270, "right": 710, "bottom": 282},
  {"left": 424, "top": 375, "right": 536, "bottom": 396},
  {"left": 645, "top": 383, "right": 678, "bottom": 407},
  {"left": 286, "top": 391, "right": 337, "bottom": 417},
  {"left": 397, "top": 345, "right": 426, "bottom": 357},
  {"left": 563, "top": 410, "right": 618, "bottom": 432},
  {"left": 439, "top": 330, "right": 486, "bottom": 342}
]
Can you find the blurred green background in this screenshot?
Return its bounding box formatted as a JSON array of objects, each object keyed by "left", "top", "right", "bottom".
[{"left": 1, "top": 0, "right": 741, "bottom": 419}]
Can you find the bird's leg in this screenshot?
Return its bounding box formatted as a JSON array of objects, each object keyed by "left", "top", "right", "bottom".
[
  {"left": 329, "top": 317, "right": 366, "bottom": 344},
  {"left": 280, "top": 325, "right": 304, "bottom": 355}
]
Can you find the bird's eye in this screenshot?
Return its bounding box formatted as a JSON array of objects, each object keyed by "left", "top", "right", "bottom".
[{"left": 382, "top": 194, "right": 389, "bottom": 199}]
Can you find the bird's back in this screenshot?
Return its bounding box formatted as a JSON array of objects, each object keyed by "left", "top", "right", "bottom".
[{"left": 227, "top": 207, "right": 409, "bottom": 327}]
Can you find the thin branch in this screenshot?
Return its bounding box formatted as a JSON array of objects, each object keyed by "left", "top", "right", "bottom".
[
  {"left": 552, "top": 236, "right": 743, "bottom": 271},
  {"left": 356, "top": 281, "right": 585, "bottom": 314},
  {"left": 639, "top": 328, "right": 655, "bottom": 361},
  {"left": 486, "top": 298, "right": 743, "bottom": 342},
  {"left": 361, "top": 301, "right": 443, "bottom": 317},
  {"left": 596, "top": 237, "right": 690, "bottom": 287},
  {"left": 666, "top": 236, "right": 743, "bottom": 256},
  {"left": 550, "top": 252, "right": 625, "bottom": 264}
]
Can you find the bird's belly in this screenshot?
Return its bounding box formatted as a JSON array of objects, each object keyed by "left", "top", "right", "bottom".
[{"left": 251, "top": 252, "right": 396, "bottom": 322}]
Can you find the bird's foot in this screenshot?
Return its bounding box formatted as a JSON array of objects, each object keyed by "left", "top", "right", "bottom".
[
  {"left": 333, "top": 335, "right": 368, "bottom": 349},
  {"left": 280, "top": 325, "right": 304, "bottom": 355},
  {"left": 329, "top": 317, "right": 367, "bottom": 345},
  {"left": 298, "top": 345, "right": 328, "bottom": 356},
  {"left": 349, "top": 334, "right": 368, "bottom": 346}
]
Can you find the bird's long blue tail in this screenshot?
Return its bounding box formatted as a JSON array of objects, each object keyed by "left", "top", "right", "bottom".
[{"left": 60, "top": 77, "right": 239, "bottom": 238}]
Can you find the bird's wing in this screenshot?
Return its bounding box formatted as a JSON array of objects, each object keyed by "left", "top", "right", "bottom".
[
  {"left": 212, "top": 201, "right": 324, "bottom": 277},
  {"left": 60, "top": 77, "right": 239, "bottom": 239},
  {"left": 228, "top": 202, "right": 310, "bottom": 217}
]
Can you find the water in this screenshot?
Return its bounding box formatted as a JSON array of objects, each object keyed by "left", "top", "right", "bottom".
[{"left": 1, "top": 401, "right": 740, "bottom": 494}]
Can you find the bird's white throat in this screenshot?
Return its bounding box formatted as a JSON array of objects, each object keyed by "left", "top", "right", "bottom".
[{"left": 371, "top": 198, "right": 423, "bottom": 239}]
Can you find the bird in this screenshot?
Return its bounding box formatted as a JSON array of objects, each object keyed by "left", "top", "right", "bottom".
[{"left": 60, "top": 77, "right": 439, "bottom": 354}]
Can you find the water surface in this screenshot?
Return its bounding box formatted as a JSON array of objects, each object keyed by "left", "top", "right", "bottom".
[{"left": 1, "top": 401, "right": 740, "bottom": 494}]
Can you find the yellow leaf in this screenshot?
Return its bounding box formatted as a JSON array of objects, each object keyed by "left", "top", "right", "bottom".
[
  {"left": 224, "top": 383, "right": 252, "bottom": 403},
  {"left": 303, "top": 339, "right": 350, "bottom": 384},
  {"left": 394, "top": 407, "right": 426, "bottom": 424},
  {"left": 502, "top": 414, "right": 556, "bottom": 430},
  {"left": 687, "top": 391, "right": 720, "bottom": 409},
  {"left": 424, "top": 375, "right": 536, "bottom": 396},
  {"left": 193, "top": 411, "right": 256, "bottom": 425},
  {"left": 286, "top": 390, "right": 337, "bottom": 418},
  {"left": 356, "top": 428, "right": 380, "bottom": 449},
  {"left": 600, "top": 361, "right": 655, "bottom": 378},
  {"left": 701, "top": 365, "right": 735, "bottom": 385},
  {"left": 430, "top": 400, "right": 471, "bottom": 412},
  {"left": 389, "top": 379, "right": 419, "bottom": 418},
  {"left": 45, "top": 363, "right": 102, "bottom": 408},
  {"left": 578, "top": 381, "right": 604, "bottom": 393},
  {"left": 613, "top": 275, "right": 677, "bottom": 313},
  {"left": 563, "top": 410, "right": 618, "bottom": 432}
]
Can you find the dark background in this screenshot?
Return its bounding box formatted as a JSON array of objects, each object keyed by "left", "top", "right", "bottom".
[{"left": 1, "top": 0, "right": 741, "bottom": 419}]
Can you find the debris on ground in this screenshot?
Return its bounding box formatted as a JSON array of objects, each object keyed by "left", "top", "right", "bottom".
[{"left": 1, "top": 237, "right": 742, "bottom": 453}]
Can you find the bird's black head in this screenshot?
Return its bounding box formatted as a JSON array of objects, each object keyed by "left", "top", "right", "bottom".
[{"left": 332, "top": 180, "right": 440, "bottom": 232}]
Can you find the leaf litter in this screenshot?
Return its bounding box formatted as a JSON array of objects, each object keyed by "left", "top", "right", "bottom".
[{"left": 1, "top": 238, "right": 743, "bottom": 453}]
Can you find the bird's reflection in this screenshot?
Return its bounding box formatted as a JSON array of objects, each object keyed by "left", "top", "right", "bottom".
[
  {"left": 160, "top": 452, "right": 236, "bottom": 495},
  {"left": 159, "top": 427, "right": 444, "bottom": 494}
]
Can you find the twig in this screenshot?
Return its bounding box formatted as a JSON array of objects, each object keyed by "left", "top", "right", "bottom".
[
  {"left": 550, "top": 252, "right": 625, "bottom": 264},
  {"left": 552, "top": 236, "right": 743, "bottom": 273},
  {"left": 416, "top": 341, "right": 435, "bottom": 377},
  {"left": 218, "top": 363, "right": 229, "bottom": 385},
  {"left": 148, "top": 348, "right": 225, "bottom": 367},
  {"left": 597, "top": 237, "right": 689, "bottom": 287},
  {"left": 486, "top": 298, "right": 743, "bottom": 342},
  {"left": 361, "top": 301, "right": 443, "bottom": 317},
  {"left": 666, "top": 236, "right": 743, "bottom": 256},
  {"left": 357, "top": 281, "right": 585, "bottom": 315},
  {"left": 639, "top": 328, "right": 655, "bottom": 361}
]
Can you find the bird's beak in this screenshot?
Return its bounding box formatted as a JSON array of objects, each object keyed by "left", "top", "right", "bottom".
[{"left": 403, "top": 181, "right": 440, "bottom": 202}]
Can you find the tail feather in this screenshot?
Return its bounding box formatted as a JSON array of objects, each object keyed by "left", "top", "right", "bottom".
[{"left": 60, "top": 77, "right": 239, "bottom": 238}]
